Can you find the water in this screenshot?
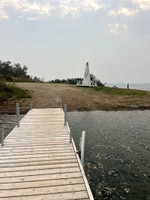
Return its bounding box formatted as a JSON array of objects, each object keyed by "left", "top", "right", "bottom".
[
  {"left": 67, "top": 111, "right": 150, "bottom": 200},
  {"left": 106, "top": 83, "right": 150, "bottom": 91},
  {"left": 0, "top": 111, "right": 150, "bottom": 200},
  {"left": 0, "top": 115, "right": 24, "bottom": 143}
]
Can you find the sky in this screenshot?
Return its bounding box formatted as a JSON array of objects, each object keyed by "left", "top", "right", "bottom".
[{"left": 0, "top": 0, "right": 150, "bottom": 83}]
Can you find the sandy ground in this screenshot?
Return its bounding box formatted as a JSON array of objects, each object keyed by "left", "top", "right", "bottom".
[
  {"left": 1, "top": 82, "right": 150, "bottom": 114},
  {"left": 8, "top": 82, "right": 149, "bottom": 113}
]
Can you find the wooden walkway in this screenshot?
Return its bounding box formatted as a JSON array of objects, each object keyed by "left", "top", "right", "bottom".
[{"left": 0, "top": 108, "right": 94, "bottom": 200}]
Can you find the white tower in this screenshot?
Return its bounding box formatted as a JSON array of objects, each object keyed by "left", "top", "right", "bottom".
[{"left": 82, "top": 62, "right": 91, "bottom": 86}]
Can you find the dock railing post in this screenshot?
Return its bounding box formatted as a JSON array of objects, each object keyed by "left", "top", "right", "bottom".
[
  {"left": 81, "top": 131, "right": 86, "bottom": 167},
  {"left": 16, "top": 103, "right": 20, "bottom": 127},
  {"left": 64, "top": 104, "right": 67, "bottom": 126},
  {"left": 1, "top": 128, "right": 4, "bottom": 146}
]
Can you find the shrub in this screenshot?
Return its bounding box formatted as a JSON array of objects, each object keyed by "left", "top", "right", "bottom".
[{"left": 0, "top": 81, "right": 31, "bottom": 104}]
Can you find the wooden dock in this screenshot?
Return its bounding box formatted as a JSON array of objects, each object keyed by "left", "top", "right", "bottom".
[{"left": 0, "top": 108, "right": 94, "bottom": 200}]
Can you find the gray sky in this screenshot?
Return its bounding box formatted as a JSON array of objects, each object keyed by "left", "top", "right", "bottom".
[{"left": 0, "top": 0, "right": 150, "bottom": 83}]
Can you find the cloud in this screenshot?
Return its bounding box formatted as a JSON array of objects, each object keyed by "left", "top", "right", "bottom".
[
  {"left": 108, "top": 0, "right": 150, "bottom": 17},
  {"left": 0, "top": 0, "right": 104, "bottom": 19},
  {"left": 131, "top": 0, "right": 150, "bottom": 10},
  {"left": 109, "top": 8, "right": 139, "bottom": 16},
  {"left": 118, "top": 8, "right": 139, "bottom": 16},
  {"left": 80, "top": 0, "right": 103, "bottom": 11},
  {"left": 0, "top": 9, "right": 8, "bottom": 19},
  {"left": 108, "top": 23, "right": 128, "bottom": 34},
  {"left": 4, "top": 0, "right": 54, "bottom": 15},
  {"left": 108, "top": 10, "right": 117, "bottom": 16},
  {"left": 26, "top": 17, "right": 38, "bottom": 20},
  {"left": 58, "top": 0, "right": 103, "bottom": 17},
  {"left": 0, "top": 0, "right": 149, "bottom": 20}
]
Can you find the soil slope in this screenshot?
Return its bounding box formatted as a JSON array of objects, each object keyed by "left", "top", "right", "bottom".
[{"left": 11, "top": 83, "right": 150, "bottom": 113}]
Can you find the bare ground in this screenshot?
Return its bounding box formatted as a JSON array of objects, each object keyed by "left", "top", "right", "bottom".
[{"left": 1, "top": 82, "right": 150, "bottom": 114}]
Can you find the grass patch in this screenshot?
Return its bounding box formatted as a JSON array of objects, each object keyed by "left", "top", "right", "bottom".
[
  {"left": 0, "top": 82, "right": 31, "bottom": 104},
  {"left": 93, "top": 86, "right": 148, "bottom": 96}
]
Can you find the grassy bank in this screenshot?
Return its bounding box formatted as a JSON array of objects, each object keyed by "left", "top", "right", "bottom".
[
  {"left": 14, "top": 83, "right": 150, "bottom": 112},
  {"left": 0, "top": 82, "right": 31, "bottom": 114},
  {"left": 93, "top": 86, "right": 148, "bottom": 96},
  {"left": 1, "top": 82, "right": 150, "bottom": 113},
  {"left": 0, "top": 82, "right": 31, "bottom": 104}
]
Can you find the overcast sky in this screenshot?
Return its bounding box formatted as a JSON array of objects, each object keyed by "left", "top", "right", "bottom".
[{"left": 0, "top": 0, "right": 150, "bottom": 83}]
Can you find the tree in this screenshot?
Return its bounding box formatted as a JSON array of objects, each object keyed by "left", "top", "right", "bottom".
[
  {"left": 97, "top": 79, "right": 104, "bottom": 86},
  {"left": 22, "top": 65, "right": 28, "bottom": 76},
  {"left": 0, "top": 60, "right": 28, "bottom": 78},
  {"left": 90, "top": 74, "right": 96, "bottom": 81},
  {"left": 90, "top": 73, "right": 104, "bottom": 86}
]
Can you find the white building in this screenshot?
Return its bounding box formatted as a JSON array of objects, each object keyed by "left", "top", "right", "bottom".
[{"left": 77, "top": 62, "right": 97, "bottom": 87}]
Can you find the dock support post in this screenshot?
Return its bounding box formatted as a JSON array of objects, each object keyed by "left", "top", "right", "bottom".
[
  {"left": 64, "top": 104, "right": 67, "bottom": 126},
  {"left": 1, "top": 128, "right": 4, "bottom": 146},
  {"left": 16, "top": 103, "right": 20, "bottom": 127},
  {"left": 30, "top": 101, "right": 32, "bottom": 110},
  {"left": 81, "top": 131, "right": 86, "bottom": 167}
]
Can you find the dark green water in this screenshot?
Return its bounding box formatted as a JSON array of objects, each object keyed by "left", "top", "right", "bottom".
[
  {"left": 67, "top": 111, "right": 150, "bottom": 200},
  {"left": 0, "top": 111, "right": 150, "bottom": 200},
  {"left": 0, "top": 115, "right": 24, "bottom": 142}
]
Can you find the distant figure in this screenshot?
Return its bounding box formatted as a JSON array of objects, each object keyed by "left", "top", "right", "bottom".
[{"left": 127, "top": 83, "right": 129, "bottom": 89}]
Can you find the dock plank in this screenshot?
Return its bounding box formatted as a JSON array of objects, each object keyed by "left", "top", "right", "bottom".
[
  {"left": 0, "top": 184, "right": 86, "bottom": 197},
  {"left": 0, "top": 172, "right": 82, "bottom": 183},
  {"left": 0, "top": 167, "right": 80, "bottom": 178},
  {"left": 0, "top": 191, "right": 89, "bottom": 200}
]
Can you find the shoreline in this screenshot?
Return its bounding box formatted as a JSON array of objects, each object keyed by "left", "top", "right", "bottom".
[
  {"left": 1, "top": 82, "right": 150, "bottom": 114},
  {"left": 0, "top": 105, "right": 150, "bottom": 115}
]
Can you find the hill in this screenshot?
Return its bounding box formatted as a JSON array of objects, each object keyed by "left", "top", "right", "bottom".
[{"left": 1, "top": 82, "right": 149, "bottom": 114}]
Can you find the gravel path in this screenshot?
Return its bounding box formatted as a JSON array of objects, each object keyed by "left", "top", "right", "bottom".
[{"left": 13, "top": 83, "right": 150, "bottom": 113}]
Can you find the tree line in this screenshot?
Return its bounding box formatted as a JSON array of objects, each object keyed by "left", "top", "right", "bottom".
[
  {"left": 49, "top": 75, "right": 104, "bottom": 86},
  {"left": 0, "top": 60, "right": 28, "bottom": 79},
  {"left": 0, "top": 60, "right": 44, "bottom": 82},
  {"left": 49, "top": 78, "right": 83, "bottom": 84}
]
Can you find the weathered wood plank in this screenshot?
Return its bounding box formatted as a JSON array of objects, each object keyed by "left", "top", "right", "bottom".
[
  {"left": 0, "top": 152, "right": 75, "bottom": 160},
  {"left": 0, "top": 148, "right": 73, "bottom": 155},
  {"left": 4, "top": 142, "right": 70, "bottom": 146},
  {"left": 0, "top": 155, "right": 76, "bottom": 164},
  {"left": 0, "top": 158, "right": 77, "bottom": 168},
  {"left": 0, "top": 172, "right": 82, "bottom": 183},
  {"left": 0, "top": 163, "right": 78, "bottom": 173},
  {"left": 0, "top": 147, "right": 74, "bottom": 153},
  {"left": 0, "top": 191, "right": 89, "bottom": 200},
  {"left": 0, "top": 167, "right": 80, "bottom": 178},
  {"left": 0, "top": 177, "right": 84, "bottom": 190},
  {"left": 0, "top": 184, "right": 86, "bottom": 198},
  {"left": 0, "top": 144, "right": 73, "bottom": 150}
]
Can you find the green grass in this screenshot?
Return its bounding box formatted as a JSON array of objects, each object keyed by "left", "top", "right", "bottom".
[
  {"left": 93, "top": 86, "right": 148, "bottom": 96},
  {"left": 0, "top": 82, "right": 31, "bottom": 104}
]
